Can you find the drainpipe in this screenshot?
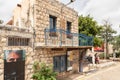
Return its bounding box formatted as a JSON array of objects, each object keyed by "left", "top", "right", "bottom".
[
  {"left": 28, "top": 0, "right": 36, "bottom": 52},
  {"left": 32, "top": 2, "right": 36, "bottom": 52}
]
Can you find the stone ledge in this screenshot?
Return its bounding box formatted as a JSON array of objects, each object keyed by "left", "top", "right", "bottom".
[{"left": 0, "top": 24, "right": 33, "bottom": 33}]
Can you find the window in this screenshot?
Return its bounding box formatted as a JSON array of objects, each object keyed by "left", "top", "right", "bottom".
[
  {"left": 8, "top": 37, "right": 30, "bottom": 46},
  {"left": 67, "top": 21, "right": 71, "bottom": 33},
  {"left": 49, "top": 15, "right": 57, "bottom": 36},
  {"left": 49, "top": 15, "right": 56, "bottom": 30},
  {"left": 66, "top": 21, "right": 72, "bottom": 39},
  {"left": 53, "top": 55, "right": 67, "bottom": 72}
]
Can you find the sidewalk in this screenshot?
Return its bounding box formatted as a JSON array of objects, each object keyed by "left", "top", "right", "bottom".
[
  {"left": 59, "top": 60, "right": 116, "bottom": 80},
  {"left": 98, "top": 61, "right": 116, "bottom": 69}
]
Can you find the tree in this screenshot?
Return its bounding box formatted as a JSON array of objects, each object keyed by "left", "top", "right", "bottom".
[
  {"left": 100, "top": 20, "right": 117, "bottom": 59},
  {"left": 111, "top": 35, "right": 120, "bottom": 58},
  {"left": 112, "top": 35, "right": 120, "bottom": 51},
  {"left": 78, "top": 15, "right": 103, "bottom": 46}
]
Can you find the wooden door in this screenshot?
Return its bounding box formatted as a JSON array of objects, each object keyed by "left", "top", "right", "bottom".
[{"left": 4, "top": 61, "right": 25, "bottom": 80}]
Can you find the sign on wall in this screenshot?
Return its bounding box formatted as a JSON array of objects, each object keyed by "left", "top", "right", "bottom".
[
  {"left": 4, "top": 50, "right": 25, "bottom": 62},
  {"left": 4, "top": 50, "right": 25, "bottom": 80}
]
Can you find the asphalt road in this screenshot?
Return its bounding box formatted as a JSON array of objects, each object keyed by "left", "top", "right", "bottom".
[{"left": 83, "top": 62, "right": 120, "bottom": 80}]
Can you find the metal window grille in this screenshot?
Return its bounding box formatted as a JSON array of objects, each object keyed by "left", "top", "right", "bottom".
[{"left": 8, "top": 37, "right": 30, "bottom": 46}]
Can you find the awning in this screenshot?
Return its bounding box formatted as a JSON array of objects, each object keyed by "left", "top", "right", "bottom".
[{"left": 94, "top": 47, "right": 104, "bottom": 52}]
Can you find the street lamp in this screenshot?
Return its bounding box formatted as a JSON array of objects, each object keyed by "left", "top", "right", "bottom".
[
  {"left": 60, "top": 0, "right": 76, "bottom": 24},
  {"left": 61, "top": 0, "right": 76, "bottom": 11},
  {"left": 71, "top": 0, "right": 74, "bottom": 2}
]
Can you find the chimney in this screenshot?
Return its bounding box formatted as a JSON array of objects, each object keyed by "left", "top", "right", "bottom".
[{"left": 17, "top": 4, "right": 21, "bottom": 7}]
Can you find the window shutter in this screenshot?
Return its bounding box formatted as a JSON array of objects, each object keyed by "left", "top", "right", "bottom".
[
  {"left": 60, "top": 55, "right": 67, "bottom": 72},
  {"left": 53, "top": 56, "right": 60, "bottom": 72}
]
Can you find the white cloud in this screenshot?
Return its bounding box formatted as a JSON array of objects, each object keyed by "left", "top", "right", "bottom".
[
  {"left": 80, "top": 0, "right": 120, "bottom": 35},
  {"left": 0, "top": 0, "right": 21, "bottom": 22},
  {"left": 60, "top": 0, "right": 120, "bottom": 35},
  {"left": 66, "top": 0, "right": 120, "bottom": 35},
  {"left": 0, "top": 0, "right": 120, "bottom": 35}
]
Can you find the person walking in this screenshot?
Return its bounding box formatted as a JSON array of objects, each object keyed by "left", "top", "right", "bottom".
[{"left": 95, "top": 53, "right": 100, "bottom": 64}]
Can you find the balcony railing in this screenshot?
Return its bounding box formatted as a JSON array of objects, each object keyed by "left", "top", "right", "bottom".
[
  {"left": 79, "top": 33, "right": 93, "bottom": 46},
  {"left": 44, "top": 28, "right": 93, "bottom": 47}
]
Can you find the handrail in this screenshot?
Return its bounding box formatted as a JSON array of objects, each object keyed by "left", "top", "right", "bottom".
[{"left": 44, "top": 28, "right": 93, "bottom": 46}]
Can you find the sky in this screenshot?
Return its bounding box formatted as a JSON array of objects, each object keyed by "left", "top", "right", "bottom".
[
  {"left": 0, "top": 0, "right": 21, "bottom": 22},
  {"left": 0, "top": 0, "right": 120, "bottom": 35}
]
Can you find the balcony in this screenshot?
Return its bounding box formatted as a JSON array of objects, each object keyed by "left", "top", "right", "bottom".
[
  {"left": 44, "top": 28, "right": 93, "bottom": 47},
  {"left": 79, "top": 33, "right": 93, "bottom": 46}
]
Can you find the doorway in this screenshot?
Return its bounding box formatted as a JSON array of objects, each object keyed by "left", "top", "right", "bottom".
[
  {"left": 4, "top": 61, "right": 25, "bottom": 80},
  {"left": 4, "top": 50, "right": 25, "bottom": 80},
  {"left": 79, "top": 49, "right": 86, "bottom": 72}
]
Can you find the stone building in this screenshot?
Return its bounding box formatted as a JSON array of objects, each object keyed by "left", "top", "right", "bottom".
[
  {"left": 0, "top": 25, "right": 33, "bottom": 80},
  {"left": 0, "top": 0, "right": 93, "bottom": 80}
]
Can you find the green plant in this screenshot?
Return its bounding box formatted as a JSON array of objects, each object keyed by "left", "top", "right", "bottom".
[
  {"left": 99, "top": 53, "right": 104, "bottom": 59},
  {"left": 32, "top": 61, "right": 57, "bottom": 80}
]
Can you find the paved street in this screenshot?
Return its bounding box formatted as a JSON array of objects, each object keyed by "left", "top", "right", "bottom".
[{"left": 83, "top": 62, "right": 120, "bottom": 80}]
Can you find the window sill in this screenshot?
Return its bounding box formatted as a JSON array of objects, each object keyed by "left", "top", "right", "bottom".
[
  {"left": 49, "top": 32, "right": 57, "bottom": 37},
  {"left": 67, "top": 34, "right": 73, "bottom": 39}
]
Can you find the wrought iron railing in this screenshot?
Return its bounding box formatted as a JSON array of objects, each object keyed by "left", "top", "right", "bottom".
[
  {"left": 79, "top": 34, "right": 93, "bottom": 46},
  {"left": 44, "top": 28, "right": 93, "bottom": 47}
]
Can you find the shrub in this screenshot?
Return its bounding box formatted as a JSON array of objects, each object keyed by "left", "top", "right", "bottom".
[
  {"left": 99, "top": 53, "right": 104, "bottom": 59},
  {"left": 99, "top": 53, "right": 110, "bottom": 59},
  {"left": 32, "top": 61, "right": 57, "bottom": 80}
]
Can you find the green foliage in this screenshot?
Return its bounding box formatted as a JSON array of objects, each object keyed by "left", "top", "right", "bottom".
[
  {"left": 94, "top": 37, "right": 103, "bottom": 47},
  {"left": 112, "top": 35, "right": 120, "bottom": 51},
  {"left": 78, "top": 15, "right": 103, "bottom": 46},
  {"left": 100, "top": 20, "right": 117, "bottom": 43},
  {"left": 99, "top": 53, "right": 104, "bottom": 59},
  {"left": 100, "top": 20, "right": 117, "bottom": 55},
  {"left": 78, "top": 15, "right": 103, "bottom": 36},
  {"left": 32, "top": 62, "right": 57, "bottom": 80},
  {"left": 99, "top": 53, "right": 110, "bottom": 59}
]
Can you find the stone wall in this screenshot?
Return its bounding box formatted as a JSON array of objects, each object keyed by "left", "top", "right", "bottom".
[
  {"left": 35, "top": 48, "right": 80, "bottom": 78},
  {"left": 0, "top": 25, "right": 34, "bottom": 80},
  {"left": 13, "top": 0, "right": 79, "bottom": 46},
  {"left": 10, "top": 0, "right": 79, "bottom": 79},
  {"left": 0, "top": 35, "right": 80, "bottom": 80},
  {"left": 13, "top": 0, "right": 35, "bottom": 28},
  {"left": 0, "top": 31, "right": 80, "bottom": 80},
  {"left": 0, "top": 36, "right": 34, "bottom": 80},
  {"left": 34, "top": 0, "right": 78, "bottom": 45}
]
